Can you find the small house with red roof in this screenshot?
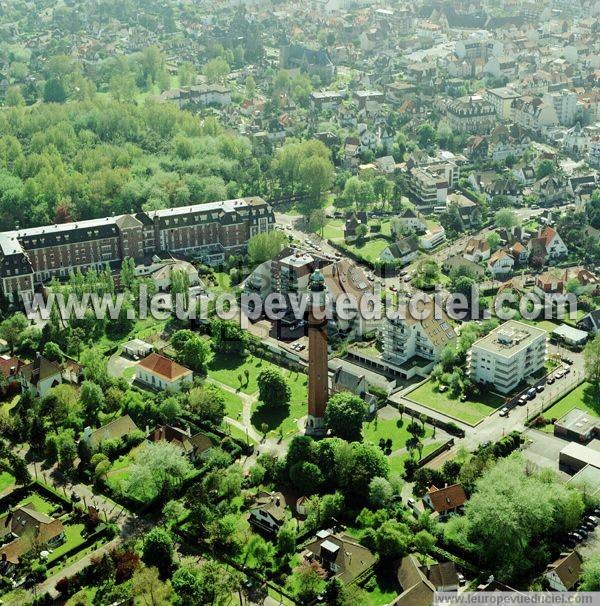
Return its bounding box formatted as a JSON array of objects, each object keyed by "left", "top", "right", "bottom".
[
  {"left": 135, "top": 352, "right": 193, "bottom": 392},
  {"left": 528, "top": 226, "right": 568, "bottom": 261},
  {"left": 422, "top": 484, "right": 467, "bottom": 520}
]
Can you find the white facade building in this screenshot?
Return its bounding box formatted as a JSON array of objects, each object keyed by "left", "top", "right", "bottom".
[{"left": 468, "top": 321, "right": 547, "bottom": 394}]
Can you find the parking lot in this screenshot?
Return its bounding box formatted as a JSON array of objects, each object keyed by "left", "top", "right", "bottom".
[{"left": 521, "top": 428, "right": 571, "bottom": 479}]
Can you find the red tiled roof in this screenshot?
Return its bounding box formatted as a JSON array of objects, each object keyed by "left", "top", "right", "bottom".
[
  {"left": 138, "top": 353, "right": 192, "bottom": 381},
  {"left": 426, "top": 484, "right": 467, "bottom": 513}
]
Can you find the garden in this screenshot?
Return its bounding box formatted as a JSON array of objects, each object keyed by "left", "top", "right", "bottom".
[
  {"left": 363, "top": 412, "right": 444, "bottom": 476},
  {"left": 406, "top": 380, "right": 503, "bottom": 426},
  {"left": 207, "top": 351, "right": 309, "bottom": 439}
]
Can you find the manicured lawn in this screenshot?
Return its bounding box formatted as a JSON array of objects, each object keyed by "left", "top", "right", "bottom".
[
  {"left": 362, "top": 570, "right": 399, "bottom": 606},
  {"left": 223, "top": 422, "right": 257, "bottom": 446},
  {"left": 0, "top": 471, "right": 14, "bottom": 492},
  {"left": 251, "top": 371, "right": 308, "bottom": 437},
  {"left": 47, "top": 523, "right": 87, "bottom": 562},
  {"left": 208, "top": 352, "right": 280, "bottom": 394},
  {"left": 346, "top": 237, "right": 390, "bottom": 263},
  {"left": 543, "top": 382, "right": 599, "bottom": 420},
  {"left": 209, "top": 352, "right": 308, "bottom": 437},
  {"left": 122, "top": 366, "right": 136, "bottom": 380},
  {"left": 19, "top": 493, "right": 56, "bottom": 515},
  {"left": 219, "top": 387, "right": 244, "bottom": 419},
  {"left": 363, "top": 417, "right": 433, "bottom": 452},
  {"left": 322, "top": 219, "right": 344, "bottom": 241},
  {"left": 407, "top": 380, "right": 502, "bottom": 426}
]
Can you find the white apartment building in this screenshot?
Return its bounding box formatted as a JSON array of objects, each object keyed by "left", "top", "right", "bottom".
[
  {"left": 468, "top": 321, "right": 547, "bottom": 394},
  {"left": 485, "top": 87, "right": 522, "bottom": 121},
  {"left": 543, "top": 89, "right": 578, "bottom": 126},
  {"left": 409, "top": 167, "right": 448, "bottom": 207}
]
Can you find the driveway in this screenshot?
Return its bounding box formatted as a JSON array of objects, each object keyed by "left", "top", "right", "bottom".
[{"left": 107, "top": 352, "right": 138, "bottom": 379}]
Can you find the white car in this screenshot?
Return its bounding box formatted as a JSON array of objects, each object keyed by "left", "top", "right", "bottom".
[{"left": 499, "top": 407, "right": 509, "bottom": 417}]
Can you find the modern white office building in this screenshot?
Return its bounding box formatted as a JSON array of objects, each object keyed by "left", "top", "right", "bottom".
[{"left": 468, "top": 321, "right": 547, "bottom": 394}]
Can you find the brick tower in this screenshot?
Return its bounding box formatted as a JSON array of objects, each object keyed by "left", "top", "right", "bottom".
[{"left": 306, "top": 269, "right": 328, "bottom": 436}]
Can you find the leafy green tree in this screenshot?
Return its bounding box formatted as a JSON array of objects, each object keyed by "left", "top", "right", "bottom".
[
  {"left": 247, "top": 231, "right": 287, "bottom": 265},
  {"left": 257, "top": 368, "right": 291, "bottom": 408},
  {"left": 290, "top": 461, "right": 324, "bottom": 494},
  {"left": 368, "top": 476, "right": 394, "bottom": 509},
  {"left": 80, "top": 380, "right": 105, "bottom": 423},
  {"left": 42, "top": 341, "right": 63, "bottom": 362},
  {"left": 186, "top": 384, "right": 226, "bottom": 425},
  {"left": 324, "top": 392, "right": 365, "bottom": 442},
  {"left": 584, "top": 334, "right": 600, "bottom": 392},
  {"left": 0, "top": 313, "right": 29, "bottom": 354},
  {"left": 535, "top": 159, "right": 555, "bottom": 179},
  {"left": 142, "top": 528, "right": 174, "bottom": 578},
  {"left": 341, "top": 176, "right": 374, "bottom": 209},
  {"left": 202, "top": 58, "right": 230, "bottom": 83},
  {"left": 447, "top": 456, "right": 584, "bottom": 582},
  {"left": 277, "top": 520, "right": 297, "bottom": 556},
  {"left": 210, "top": 318, "right": 246, "bottom": 354},
  {"left": 109, "top": 72, "right": 137, "bottom": 102},
  {"left": 375, "top": 519, "right": 411, "bottom": 559},
  {"left": 170, "top": 329, "right": 196, "bottom": 352},
  {"left": 287, "top": 562, "right": 326, "bottom": 604},
  {"left": 178, "top": 336, "right": 210, "bottom": 373},
  {"left": 494, "top": 209, "right": 521, "bottom": 230},
  {"left": 486, "top": 231, "right": 501, "bottom": 250},
  {"left": 43, "top": 78, "right": 67, "bottom": 103},
  {"left": 131, "top": 565, "right": 172, "bottom": 603},
  {"left": 123, "top": 441, "right": 193, "bottom": 503},
  {"left": 580, "top": 555, "right": 600, "bottom": 591},
  {"left": 5, "top": 86, "right": 25, "bottom": 107}
]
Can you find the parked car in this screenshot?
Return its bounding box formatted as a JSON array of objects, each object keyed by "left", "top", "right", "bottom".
[
  {"left": 571, "top": 532, "right": 583, "bottom": 542},
  {"left": 527, "top": 388, "right": 537, "bottom": 400},
  {"left": 586, "top": 516, "right": 598, "bottom": 526},
  {"left": 547, "top": 376, "right": 555, "bottom": 384},
  {"left": 577, "top": 528, "right": 589, "bottom": 539},
  {"left": 556, "top": 370, "right": 565, "bottom": 379},
  {"left": 536, "top": 385, "right": 544, "bottom": 393},
  {"left": 518, "top": 396, "right": 528, "bottom": 406},
  {"left": 499, "top": 407, "right": 509, "bottom": 417}
]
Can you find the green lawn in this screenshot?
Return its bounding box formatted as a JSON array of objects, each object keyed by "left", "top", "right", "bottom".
[
  {"left": 208, "top": 352, "right": 308, "bottom": 438},
  {"left": 346, "top": 237, "right": 390, "bottom": 263},
  {"left": 251, "top": 370, "right": 308, "bottom": 437},
  {"left": 543, "top": 382, "right": 599, "bottom": 420},
  {"left": 0, "top": 471, "right": 14, "bottom": 492},
  {"left": 322, "top": 219, "right": 344, "bottom": 241},
  {"left": 407, "top": 380, "right": 502, "bottom": 426},
  {"left": 223, "top": 422, "right": 258, "bottom": 446},
  {"left": 47, "top": 523, "right": 87, "bottom": 562},
  {"left": 209, "top": 271, "right": 234, "bottom": 294},
  {"left": 218, "top": 387, "right": 244, "bottom": 419},
  {"left": 361, "top": 570, "right": 399, "bottom": 606},
  {"left": 363, "top": 417, "right": 442, "bottom": 477},
  {"left": 363, "top": 417, "right": 433, "bottom": 452},
  {"left": 208, "top": 352, "right": 278, "bottom": 394},
  {"left": 0, "top": 393, "right": 20, "bottom": 415},
  {"left": 19, "top": 493, "right": 56, "bottom": 515}
]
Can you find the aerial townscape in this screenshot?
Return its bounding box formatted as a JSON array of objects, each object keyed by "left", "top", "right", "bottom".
[{"left": 0, "top": 0, "right": 600, "bottom": 605}]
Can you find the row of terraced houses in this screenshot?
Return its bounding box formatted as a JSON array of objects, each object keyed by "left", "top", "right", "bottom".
[{"left": 0, "top": 197, "right": 274, "bottom": 303}]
